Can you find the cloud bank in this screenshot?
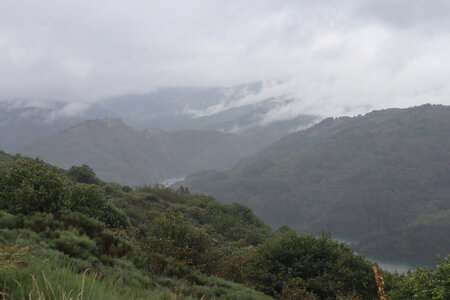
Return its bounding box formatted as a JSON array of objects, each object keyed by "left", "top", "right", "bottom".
[{"left": 1, "top": 0, "right": 450, "bottom": 117}]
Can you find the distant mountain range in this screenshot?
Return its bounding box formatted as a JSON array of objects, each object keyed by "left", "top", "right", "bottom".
[
  {"left": 0, "top": 102, "right": 80, "bottom": 152},
  {"left": 100, "top": 83, "right": 318, "bottom": 138},
  {"left": 1, "top": 82, "right": 318, "bottom": 152},
  {"left": 18, "top": 117, "right": 263, "bottom": 186},
  {"left": 180, "top": 104, "right": 450, "bottom": 259}
]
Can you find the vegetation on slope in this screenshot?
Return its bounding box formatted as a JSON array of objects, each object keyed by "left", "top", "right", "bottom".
[
  {"left": 18, "top": 118, "right": 262, "bottom": 186},
  {"left": 0, "top": 153, "right": 394, "bottom": 299},
  {"left": 182, "top": 104, "right": 450, "bottom": 259}
]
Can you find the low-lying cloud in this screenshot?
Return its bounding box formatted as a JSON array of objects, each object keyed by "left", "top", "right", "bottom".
[{"left": 1, "top": 0, "right": 450, "bottom": 118}]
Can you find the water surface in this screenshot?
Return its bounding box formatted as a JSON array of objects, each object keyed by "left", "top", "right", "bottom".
[
  {"left": 159, "top": 177, "right": 185, "bottom": 187},
  {"left": 332, "top": 234, "right": 436, "bottom": 273}
]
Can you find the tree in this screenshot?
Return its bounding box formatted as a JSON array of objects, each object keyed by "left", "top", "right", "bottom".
[
  {"left": 231, "top": 230, "right": 378, "bottom": 299},
  {"left": 0, "top": 159, "right": 67, "bottom": 214},
  {"left": 67, "top": 164, "right": 100, "bottom": 184}
]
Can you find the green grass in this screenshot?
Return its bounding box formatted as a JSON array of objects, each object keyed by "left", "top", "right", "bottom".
[
  {"left": 0, "top": 241, "right": 272, "bottom": 300},
  {"left": 1, "top": 260, "right": 179, "bottom": 299},
  {"left": 1, "top": 260, "right": 272, "bottom": 299}
]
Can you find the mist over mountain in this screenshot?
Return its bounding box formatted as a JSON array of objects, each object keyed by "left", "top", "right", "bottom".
[
  {"left": 181, "top": 104, "right": 450, "bottom": 259},
  {"left": 2, "top": 82, "right": 318, "bottom": 153},
  {"left": 3, "top": 1, "right": 450, "bottom": 297},
  {"left": 18, "top": 117, "right": 263, "bottom": 186},
  {"left": 96, "top": 82, "right": 319, "bottom": 145},
  {"left": 0, "top": 102, "right": 80, "bottom": 152},
  {"left": 0, "top": 101, "right": 118, "bottom": 152}
]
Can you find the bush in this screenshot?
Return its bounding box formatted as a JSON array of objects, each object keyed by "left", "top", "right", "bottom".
[
  {"left": 59, "top": 211, "right": 105, "bottom": 237},
  {"left": 0, "top": 159, "right": 67, "bottom": 214},
  {"left": 386, "top": 255, "right": 450, "bottom": 300},
  {"left": 49, "top": 230, "right": 97, "bottom": 260},
  {"left": 100, "top": 203, "right": 130, "bottom": 229},
  {"left": 146, "top": 210, "right": 220, "bottom": 274},
  {"left": 228, "top": 230, "right": 378, "bottom": 299},
  {"left": 69, "top": 184, "right": 130, "bottom": 228},
  {"left": 0, "top": 211, "right": 24, "bottom": 229},
  {"left": 67, "top": 164, "right": 100, "bottom": 184}
]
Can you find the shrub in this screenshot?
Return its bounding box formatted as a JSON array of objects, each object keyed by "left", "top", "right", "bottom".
[
  {"left": 67, "top": 164, "right": 100, "bottom": 184},
  {"left": 230, "top": 230, "right": 378, "bottom": 299},
  {"left": 0, "top": 211, "right": 24, "bottom": 229},
  {"left": 0, "top": 159, "right": 67, "bottom": 214},
  {"left": 68, "top": 184, "right": 130, "bottom": 228},
  {"left": 50, "top": 230, "right": 97, "bottom": 260},
  {"left": 386, "top": 255, "right": 450, "bottom": 300},
  {"left": 146, "top": 210, "right": 220, "bottom": 274}
]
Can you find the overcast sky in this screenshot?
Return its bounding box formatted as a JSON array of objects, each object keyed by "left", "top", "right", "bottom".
[{"left": 1, "top": 0, "right": 450, "bottom": 117}]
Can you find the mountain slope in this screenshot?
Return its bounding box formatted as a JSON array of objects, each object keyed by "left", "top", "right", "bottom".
[
  {"left": 18, "top": 118, "right": 261, "bottom": 186},
  {"left": 181, "top": 104, "right": 450, "bottom": 258},
  {"left": 1, "top": 83, "right": 318, "bottom": 153},
  {"left": 98, "top": 83, "right": 319, "bottom": 147},
  {"left": 0, "top": 103, "right": 80, "bottom": 152}
]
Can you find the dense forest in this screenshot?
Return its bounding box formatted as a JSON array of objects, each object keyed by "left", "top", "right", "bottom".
[
  {"left": 1, "top": 151, "right": 448, "bottom": 299},
  {"left": 182, "top": 104, "right": 450, "bottom": 259}
]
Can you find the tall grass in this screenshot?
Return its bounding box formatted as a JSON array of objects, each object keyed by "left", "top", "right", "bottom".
[
  {"left": 1, "top": 260, "right": 178, "bottom": 300},
  {"left": 0, "top": 242, "right": 181, "bottom": 300},
  {"left": 0, "top": 243, "right": 271, "bottom": 299}
]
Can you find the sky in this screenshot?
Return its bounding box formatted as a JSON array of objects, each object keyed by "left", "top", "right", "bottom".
[{"left": 1, "top": 0, "right": 450, "bottom": 118}]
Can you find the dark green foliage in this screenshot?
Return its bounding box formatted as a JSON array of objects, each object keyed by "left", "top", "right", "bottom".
[
  {"left": 122, "top": 185, "right": 133, "bottom": 193},
  {"left": 50, "top": 230, "right": 97, "bottom": 259},
  {"left": 0, "top": 150, "right": 29, "bottom": 171},
  {"left": 0, "top": 211, "right": 24, "bottom": 229},
  {"left": 357, "top": 211, "right": 450, "bottom": 258},
  {"left": 67, "top": 164, "right": 101, "bottom": 184},
  {"left": 0, "top": 157, "right": 276, "bottom": 298},
  {"left": 146, "top": 210, "right": 220, "bottom": 274},
  {"left": 184, "top": 105, "right": 450, "bottom": 259},
  {"left": 0, "top": 215, "right": 271, "bottom": 299},
  {"left": 0, "top": 159, "right": 67, "bottom": 214},
  {"left": 69, "top": 183, "right": 106, "bottom": 212},
  {"left": 113, "top": 185, "right": 271, "bottom": 247},
  {"left": 68, "top": 184, "right": 130, "bottom": 228},
  {"left": 4, "top": 152, "right": 440, "bottom": 299},
  {"left": 385, "top": 256, "right": 450, "bottom": 299},
  {"left": 0, "top": 211, "right": 135, "bottom": 262},
  {"left": 0, "top": 158, "right": 129, "bottom": 229},
  {"left": 224, "top": 231, "right": 378, "bottom": 299},
  {"left": 100, "top": 203, "right": 131, "bottom": 229},
  {"left": 59, "top": 211, "right": 105, "bottom": 237}
]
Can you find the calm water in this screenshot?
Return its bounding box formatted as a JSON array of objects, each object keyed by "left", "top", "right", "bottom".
[
  {"left": 332, "top": 234, "right": 436, "bottom": 273},
  {"left": 159, "top": 177, "right": 185, "bottom": 187}
]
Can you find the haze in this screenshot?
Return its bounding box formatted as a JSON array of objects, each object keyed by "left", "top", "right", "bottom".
[{"left": 1, "top": 0, "right": 450, "bottom": 117}]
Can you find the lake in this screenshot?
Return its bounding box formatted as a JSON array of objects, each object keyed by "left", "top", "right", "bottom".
[
  {"left": 159, "top": 177, "right": 186, "bottom": 187},
  {"left": 332, "top": 234, "right": 436, "bottom": 273}
]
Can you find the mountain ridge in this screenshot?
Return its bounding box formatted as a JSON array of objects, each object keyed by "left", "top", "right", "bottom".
[
  {"left": 18, "top": 117, "right": 262, "bottom": 186},
  {"left": 181, "top": 104, "right": 450, "bottom": 259}
]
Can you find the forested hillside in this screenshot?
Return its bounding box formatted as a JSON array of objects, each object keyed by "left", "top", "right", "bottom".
[
  {"left": 182, "top": 104, "right": 450, "bottom": 259},
  {"left": 1, "top": 151, "right": 448, "bottom": 299},
  {"left": 0, "top": 151, "right": 374, "bottom": 299},
  {"left": 18, "top": 118, "right": 262, "bottom": 185}
]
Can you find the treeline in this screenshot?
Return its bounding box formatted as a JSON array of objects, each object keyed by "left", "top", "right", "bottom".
[
  {"left": 182, "top": 104, "right": 450, "bottom": 259},
  {"left": 0, "top": 154, "right": 448, "bottom": 299}
]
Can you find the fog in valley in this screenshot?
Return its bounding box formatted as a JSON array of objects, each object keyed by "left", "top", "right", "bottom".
[{"left": 1, "top": 1, "right": 449, "bottom": 298}]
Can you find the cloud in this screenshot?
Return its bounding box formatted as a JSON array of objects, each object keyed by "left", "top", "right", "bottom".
[{"left": 1, "top": 0, "right": 450, "bottom": 118}]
